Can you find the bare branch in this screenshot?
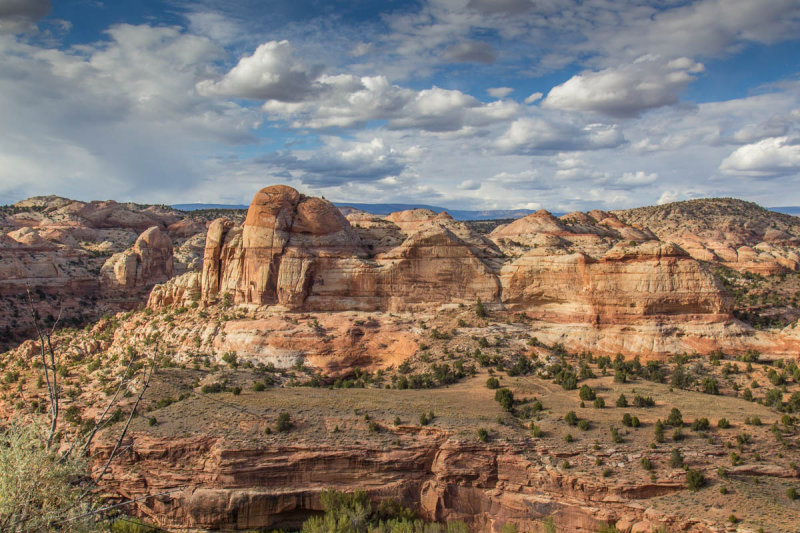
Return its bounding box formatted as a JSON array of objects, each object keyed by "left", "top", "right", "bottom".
[
  {"left": 61, "top": 353, "right": 138, "bottom": 462},
  {"left": 26, "top": 285, "right": 58, "bottom": 447},
  {"left": 48, "top": 487, "right": 187, "bottom": 529},
  {"left": 84, "top": 359, "right": 155, "bottom": 499}
]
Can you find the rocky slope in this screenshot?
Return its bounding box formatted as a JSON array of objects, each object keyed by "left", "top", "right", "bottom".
[
  {"left": 615, "top": 198, "right": 800, "bottom": 274},
  {"left": 0, "top": 197, "right": 209, "bottom": 348},
  {"left": 142, "top": 185, "right": 757, "bottom": 359},
  {"left": 3, "top": 278, "right": 800, "bottom": 532},
  {"left": 190, "top": 187, "right": 725, "bottom": 319}
]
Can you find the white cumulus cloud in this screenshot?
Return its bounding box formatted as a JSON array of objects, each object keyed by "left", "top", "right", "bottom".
[
  {"left": 197, "top": 40, "right": 322, "bottom": 102},
  {"left": 201, "top": 40, "right": 522, "bottom": 134},
  {"left": 496, "top": 117, "right": 625, "bottom": 154},
  {"left": 488, "top": 86, "right": 513, "bottom": 99},
  {"left": 719, "top": 136, "right": 800, "bottom": 178},
  {"left": 543, "top": 57, "right": 704, "bottom": 118}
]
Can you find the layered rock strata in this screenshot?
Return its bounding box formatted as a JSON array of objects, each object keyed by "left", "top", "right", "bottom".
[
  {"left": 94, "top": 432, "right": 713, "bottom": 533},
  {"left": 192, "top": 185, "right": 729, "bottom": 326},
  {"left": 199, "top": 185, "right": 501, "bottom": 312},
  {"left": 102, "top": 227, "right": 174, "bottom": 290}
]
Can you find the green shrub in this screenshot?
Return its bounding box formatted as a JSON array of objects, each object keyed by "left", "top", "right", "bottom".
[
  {"left": 670, "top": 449, "right": 683, "bottom": 468},
  {"left": 616, "top": 394, "right": 628, "bottom": 407},
  {"left": 686, "top": 469, "right": 705, "bottom": 491},
  {"left": 221, "top": 351, "right": 238, "bottom": 368},
  {"left": 702, "top": 377, "right": 719, "bottom": 395},
  {"left": 276, "top": 412, "right": 292, "bottom": 432},
  {"left": 495, "top": 388, "right": 514, "bottom": 411},
  {"left": 621, "top": 413, "right": 640, "bottom": 428},
  {"left": 717, "top": 418, "right": 731, "bottom": 429},
  {"left": 0, "top": 422, "right": 96, "bottom": 532},
  {"left": 201, "top": 383, "right": 224, "bottom": 394},
  {"left": 486, "top": 377, "right": 500, "bottom": 389},
  {"left": 477, "top": 428, "right": 488, "bottom": 442},
  {"left": 579, "top": 385, "right": 596, "bottom": 401},
  {"left": 593, "top": 397, "right": 605, "bottom": 408},
  {"left": 745, "top": 416, "right": 762, "bottom": 426},
  {"left": 633, "top": 394, "right": 655, "bottom": 407},
  {"left": 653, "top": 420, "right": 664, "bottom": 442},
  {"left": 64, "top": 405, "right": 82, "bottom": 426},
  {"left": 691, "top": 418, "right": 710, "bottom": 431},
  {"left": 475, "top": 298, "right": 487, "bottom": 318},
  {"left": 666, "top": 408, "right": 683, "bottom": 426},
  {"left": 564, "top": 411, "right": 578, "bottom": 426}
]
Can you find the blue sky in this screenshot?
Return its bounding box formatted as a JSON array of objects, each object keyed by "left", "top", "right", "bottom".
[{"left": 1, "top": 0, "right": 799, "bottom": 211}]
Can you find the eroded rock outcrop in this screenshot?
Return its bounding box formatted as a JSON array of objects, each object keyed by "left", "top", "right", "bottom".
[
  {"left": 102, "top": 226, "right": 174, "bottom": 289},
  {"left": 93, "top": 432, "right": 709, "bottom": 533},
  {"left": 0, "top": 195, "right": 211, "bottom": 348},
  {"left": 147, "top": 271, "right": 201, "bottom": 308},
  {"left": 615, "top": 198, "right": 800, "bottom": 274},
  {"left": 198, "top": 186, "right": 500, "bottom": 312},
  {"left": 132, "top": 184, "right": 764, "bottom": 357},
  {"left": 500, "top": 241, "right": 731, "bottom": 324}
]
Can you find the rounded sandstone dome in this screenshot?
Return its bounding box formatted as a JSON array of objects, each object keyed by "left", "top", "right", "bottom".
[
  {"left": 293, "top": 197, "right": 349, "bottom": 235},
  {"left": 244, "top": 185, "right": 302, "bottom": 229}
]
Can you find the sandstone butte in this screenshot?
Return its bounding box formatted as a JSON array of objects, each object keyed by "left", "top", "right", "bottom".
[{"left": 146, "top": 184, "right": 798, "bottom": 361}]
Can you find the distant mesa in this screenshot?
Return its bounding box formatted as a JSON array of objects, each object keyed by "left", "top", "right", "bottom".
[{"left": 173, "top": 201, "right": 539, "bottom": 221}]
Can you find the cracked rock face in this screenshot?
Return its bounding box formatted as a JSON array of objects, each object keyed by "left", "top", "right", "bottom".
[
  {"left": 199, "top": 185, "right": 500, "bottom": 311},
  {"left": 101, "top": 226, "right": 174, "bottom": 290},
  {"left": 196, "top": 185, "right": 728, "bottom": 326}
]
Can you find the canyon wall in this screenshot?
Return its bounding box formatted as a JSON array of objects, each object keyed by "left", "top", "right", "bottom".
[
  {"left": 94, "top": 432, "right": 709, "bottom": 533},
  {"left": 191, "top": 185, "right": 730, "bottom": 326}
]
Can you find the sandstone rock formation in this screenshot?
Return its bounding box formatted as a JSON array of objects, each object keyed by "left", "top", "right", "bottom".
[
  {"left": 147, "top": 271, "right": 201, "bottom": 308},
  {"left": 615, "top": 198, "right": 800, "bottom": 274},
  {"left": 102, "top": 226, "right": 174, "bottom": 289},
  {"left": 198, "top": 185, "right": 500, "bottom": 312},
  {"left": 189, "top": 186, "right": 728, "bottom": 328},
  {"left": 0, "top": 196, "right": 211, "bottom": 348},
  {"left": 92, "top": 431, "right": 719, "bottom": 533},
  {"left": 499, "top": 241, "right": 731, "bottom": 324}
]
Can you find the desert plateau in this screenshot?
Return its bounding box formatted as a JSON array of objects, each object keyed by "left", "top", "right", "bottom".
[
  {"left": 2, "top": 186, "right": 800, "bottom": 532},
  {"left": 2, "top": 1, "right": 800, "bottom": 532}
]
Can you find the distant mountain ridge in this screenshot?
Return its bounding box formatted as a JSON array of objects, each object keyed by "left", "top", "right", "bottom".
[
  {"left": 172, "top": 202, "right": 538, "bottom": 221},
  {"left": 770, "top": 206, "right": 800, "bottom": 216}
]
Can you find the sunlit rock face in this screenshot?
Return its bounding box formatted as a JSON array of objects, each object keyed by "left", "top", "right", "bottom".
[
  {"left": 102, "top": 226, "right": 174, "bottom": 289},
  {"left": 199, "top": 185, "right": 501, "bottom": 311}
]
